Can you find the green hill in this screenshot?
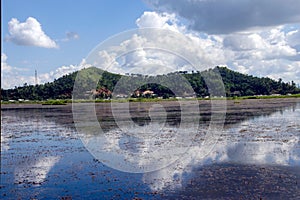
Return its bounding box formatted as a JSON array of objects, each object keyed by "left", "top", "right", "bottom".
[
  {"left": 190, "top": 66, "right": 300, "bottom": 97},
  {"left": 1, "top": 66, "right": 299, "bottom": 101}
]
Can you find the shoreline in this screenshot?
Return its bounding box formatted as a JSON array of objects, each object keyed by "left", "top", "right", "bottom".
[
  {"left": 1, "top": 97, "right": 299, "bottom": 110},
  {"left": 1, "top": 94, "right": 300, "bottom": 104}
]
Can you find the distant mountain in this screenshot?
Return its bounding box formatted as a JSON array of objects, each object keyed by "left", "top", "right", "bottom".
[{"left": 1, "top": 66, "right": 299, "bottom": 101}]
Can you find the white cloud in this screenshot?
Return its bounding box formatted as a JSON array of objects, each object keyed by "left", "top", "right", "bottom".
[
  {"left": 1, "top": 53, "right": 31, "bottom": 89},
  {"left": 82, "top": 11, "right": 300, "bottom": 84},
  {"left": 35, "top": 59, "right": 91, "bottom": 85},
  {"left": 224, "top": 29, "right": 297, "bottom": 61},
  {"left": 224, "top": 34, "right": 267, "bottom": 51},
  {"left": 136, "top": 11, "right": 170, "bottom": 28},
  {"left": 136, "top": 4, "right": 300, "bottom": 84},
  {"left": 136, "top": 11, "right": 183, "bottom": 33},
  {"left": 6, "top": 17, "right": 58, "bottom": 48},
  {"left": 134, "top": 12, "right": 299, "bottom": 83},
  {"left": 48, "top": 59, "right": 90, "bottom": 80},
  {"left": 1, "top": 53, "right": 91, "bottom": 89},
  {"left": 221, "top": 26, "right": 300, "bottom": 83},
  {"left": 85, "top": 12, "right": 227, "bottom": 76},
  {"left": 287, "top": 29, "right": 300, "bottom": 52},
  {"left": 1, "top": 53, "right": 11, "bottom": 72},
  {"left": 146, "top": 0, "right": 300, "bottom": 34}
]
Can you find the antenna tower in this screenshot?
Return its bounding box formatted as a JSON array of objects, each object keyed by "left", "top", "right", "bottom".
[{"left": 35, "top": 70, "right": 38, "bottom": 85}]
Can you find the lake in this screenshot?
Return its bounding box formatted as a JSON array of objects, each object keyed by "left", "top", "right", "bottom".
[{"left": 1, "top": 98, "right": 300, "bottom": 199}]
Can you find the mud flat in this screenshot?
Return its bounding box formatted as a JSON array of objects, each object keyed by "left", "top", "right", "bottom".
[
  {"left": 2, "top": 97, "right": 299, "bottom": 126},
  {"left": 164, "top": 164, "right": 300, "bottom": 199},
  {"left": 1, "top": 98, "right": 299, "bottom": 199}
]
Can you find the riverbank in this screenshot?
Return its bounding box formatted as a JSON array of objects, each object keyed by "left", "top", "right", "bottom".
[
  {"left": 1, "top": 96, "right": 299, "bottom": 109},
  {"left": 1, "top": 94, "right": 300, "bottom": 106}
]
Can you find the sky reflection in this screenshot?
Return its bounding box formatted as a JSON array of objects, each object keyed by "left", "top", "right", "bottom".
[
  {"left": 143, "top": 103, "right": 300, "bottom": 191},
  {"left": 1, "top": 101, "right": 299, "bottom": 199}
]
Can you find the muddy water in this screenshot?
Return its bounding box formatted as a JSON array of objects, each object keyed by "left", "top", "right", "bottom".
[{"left": 1, "top": 99, "right": 299, "bottom": 199}]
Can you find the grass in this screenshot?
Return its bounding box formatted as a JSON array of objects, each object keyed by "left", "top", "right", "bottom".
[
  {"left": 41, "top": 99, "right": 69, "bottom": 105},
  {"left": 1, "top": 94, "right": 300, "bottom": 105},
  {"left": 227, "top": 93, "right": 300, "bottom": 100}
]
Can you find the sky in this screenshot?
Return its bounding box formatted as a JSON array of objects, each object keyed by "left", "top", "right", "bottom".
[{"left": 1, "top": 0, "right": 300, "bottom": 89}]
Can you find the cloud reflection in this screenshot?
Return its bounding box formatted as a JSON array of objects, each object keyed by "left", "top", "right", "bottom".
[
  {"left": 142, "top": 104, "right": 300, "bottom": 191},
  {"left": 14, "top": 156, "right": 60, "bottom": 185}
]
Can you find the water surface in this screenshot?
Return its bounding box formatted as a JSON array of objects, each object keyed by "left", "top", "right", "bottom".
[{"left": 1, "top": 99, "right": 299, "bottom": 199}]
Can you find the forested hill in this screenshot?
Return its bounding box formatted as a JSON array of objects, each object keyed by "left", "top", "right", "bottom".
[
  {"left": 211, "top": 67, "right": 299, "bottom": 96},
  {"left": 1, "top": 66, "right": 299, "bottom": 101}
]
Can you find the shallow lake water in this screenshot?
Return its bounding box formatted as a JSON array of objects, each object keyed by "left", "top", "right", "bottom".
[{"left": 1, "top": 99, "right": 300, "bottom": 199}]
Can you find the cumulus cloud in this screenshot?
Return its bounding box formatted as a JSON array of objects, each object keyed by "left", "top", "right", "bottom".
[
  {"left": 85, "top": 12, "right": 227, "bottom": 76},
  {"left": 1, "top": 53, "right": 31, "bottom": 88},
  {"left": 136, "top": 11, "right": 184, "bottom": 33},
  {"left": 46, "top": 59, "right": 91, "bottom": 81},
  {"left": 224, "top": 29, "right": 297, "bottom": 60},
  {"left": 136, "top": 11, "right": 171, "bottom": 28},
  {"left": 1, "top": 53, "right": 12, "bottom": 72},
  {"left": 224, "top": 34, "right": 266, "bottom": 51},
  {"left": 145, "top": 0, "right": 300, "bottom": 34},
  {"left": 81, "top": 11, "right": 300, "bottom": 84},
  {"left": 36, "top": 60, "right": 91, "bottom": 85},
  {"left": 1, "top": 53, "right": 91, "bottom": 89},
  {"left": 223, "top": 26, "right": 300, "bottom": 83},
  {"left": 6, "top": 17, "right": 58, "bottom": 48},
  {"left": 287, "top": 29, "right": 300, "bottom": 52}
]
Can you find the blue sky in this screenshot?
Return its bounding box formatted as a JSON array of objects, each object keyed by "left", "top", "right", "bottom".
[
  {"left": 2, "top": 0, "right": 147, "bottom": 75},
  {"left": 2, "top": 0, "right": 300, "bottom": 88}
]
